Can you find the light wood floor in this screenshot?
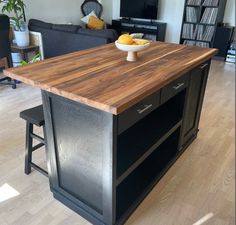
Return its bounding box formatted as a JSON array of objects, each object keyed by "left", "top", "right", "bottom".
[{"left": 0, "top": 60, "right": 235, "bottom": 225}]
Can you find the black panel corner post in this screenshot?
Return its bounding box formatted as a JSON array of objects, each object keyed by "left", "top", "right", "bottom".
[
  {"left": 41, "top": 90, "right": 117, "bottom": 225},
  {"left": 102, "top": 115, "right": 117, "bottom": 225},
  {"left": 41, "top": 91, "right": 56, "bottom": 191}
]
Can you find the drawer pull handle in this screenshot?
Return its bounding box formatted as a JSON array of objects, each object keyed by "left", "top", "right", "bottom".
[
  {"left": 200, "top": 63, "right": 208, "bottom": 69},
  {"left": 173, "top": 83, "right": 185, "bottom": 90},
  {"left": 137, "top": 104, "right": 153, "bottom": 114}
]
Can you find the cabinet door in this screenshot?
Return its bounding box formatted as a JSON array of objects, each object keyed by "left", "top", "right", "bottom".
[{"left": 181, "top": 61, "right": 211, "bottom": 147}]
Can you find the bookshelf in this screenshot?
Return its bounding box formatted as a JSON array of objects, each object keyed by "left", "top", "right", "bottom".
[{"left": 180, "top": 0, "right": 227, "bottom": 48}]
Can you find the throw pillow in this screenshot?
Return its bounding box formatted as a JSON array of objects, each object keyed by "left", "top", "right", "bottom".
[
  {"left": 81, "top": 11, "right": 97, "bottom": 24},
  {"left": 87, "top": 16, "right": 105, "bottom": 30}
]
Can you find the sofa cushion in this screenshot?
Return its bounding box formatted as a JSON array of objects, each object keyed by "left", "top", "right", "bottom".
[
  {"left": 78, "top": 28, "right": 117, "bottom": 42},
  {"left": 52, "top": 24, "right": 81, "bottom": 33},
  {"left": 28, "top": 19, "right": 52, "bottom": 29}
]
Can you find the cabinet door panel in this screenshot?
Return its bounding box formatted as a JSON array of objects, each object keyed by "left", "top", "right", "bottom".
[
  {"left": 183, "top": 70, "right": 203, "bottom": 134},
  {"left": 182, "top": 61, "right": 210, "bottom": 147}
]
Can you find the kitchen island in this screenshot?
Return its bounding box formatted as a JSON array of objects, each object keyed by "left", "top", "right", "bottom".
[{"left": 5, "top": 42, "right": 217, "bottom": 225}]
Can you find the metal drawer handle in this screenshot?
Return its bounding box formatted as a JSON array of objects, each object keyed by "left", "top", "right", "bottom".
[
  {"left": 173, "top": 83, "right": 185, "bottom": 90},
  {"left": 137, "top": 104, "right": 153, "bottom": 114},
  {"left": 200, "top": 63, "right": 208, "bottom": 69}
]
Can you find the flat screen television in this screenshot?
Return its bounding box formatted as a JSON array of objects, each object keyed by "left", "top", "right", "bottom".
[{"left": 120, "top": 0, "right": 158, "bottom": 20}]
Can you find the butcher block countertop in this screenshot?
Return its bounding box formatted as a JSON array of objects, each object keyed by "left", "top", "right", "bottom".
[{"left": 4, "top": 42, "right": 217, "bottom": 114}]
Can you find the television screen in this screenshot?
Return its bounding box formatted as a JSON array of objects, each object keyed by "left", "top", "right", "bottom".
[{"left": 120, "top": 0, "right": 158, "bottom": 20}]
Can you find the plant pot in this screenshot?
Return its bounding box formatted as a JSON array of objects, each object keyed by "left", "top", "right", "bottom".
[
  {"left": 11, "top": 52, "right": 23, "bottom": 67},
  {"left": 14, "top": 30, "right": 30, "bottom": 47}
]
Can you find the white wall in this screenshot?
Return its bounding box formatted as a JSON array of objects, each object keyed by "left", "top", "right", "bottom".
[
  {"left": 113, "top": 0, "right": 120, "bottom": 19},
  {"left": 158, "top": 0, "right": 185, "bottom": 43},
  {"left": 24, "top": 0, "right": 113, "bottom": 25},
  {"left": 24, "top": 0, "right": 83, "bottom": 24},
  {"left": 223, "top": 0, "right": 235, "bottom": 26},
  {"left": 100, "top": 0, "right": 113, "bottom": 23}
]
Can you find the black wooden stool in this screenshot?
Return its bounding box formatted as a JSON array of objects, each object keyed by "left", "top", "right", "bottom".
[{"left": 20, "top": 105, "right": 48, "bottom": 177}]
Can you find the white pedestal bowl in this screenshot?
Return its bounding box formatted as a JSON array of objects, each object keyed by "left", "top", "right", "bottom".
[{"left": 115, "top": 40, "right": 150, "bottom": 62}]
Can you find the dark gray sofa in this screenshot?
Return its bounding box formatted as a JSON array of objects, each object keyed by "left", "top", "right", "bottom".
[{"left": 28, "top": 19, "right": 118, "bottom": 58}]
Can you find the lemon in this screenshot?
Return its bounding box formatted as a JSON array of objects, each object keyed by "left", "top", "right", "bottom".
[{"left": 118, "top": 34, "right": 133, "bottom": 45}]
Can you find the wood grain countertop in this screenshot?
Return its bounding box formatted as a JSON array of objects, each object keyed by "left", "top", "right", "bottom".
[{"left": 4, "top": 42, "right": 217, "bottom": 115}]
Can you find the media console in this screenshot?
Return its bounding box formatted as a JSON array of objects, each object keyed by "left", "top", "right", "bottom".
[{"left": 112, "top": 19, "right": 167, "bottom": 41}]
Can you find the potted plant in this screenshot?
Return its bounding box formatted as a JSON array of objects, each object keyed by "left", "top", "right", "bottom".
[
  {"left": 20, "top": 53, "right": 41, "bottom": 65},
  {"left": 0, "top": 0, "right": 29, "bottom": 47}
]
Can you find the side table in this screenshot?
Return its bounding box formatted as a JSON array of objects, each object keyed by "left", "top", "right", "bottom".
[{"left": 11, "top": 44, "right": 40, "bottom": 62}]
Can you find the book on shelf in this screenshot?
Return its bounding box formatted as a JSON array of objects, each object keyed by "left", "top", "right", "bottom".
[
  {"left": 195, "top": 25, "right": 215, "bottom": 41},
  {"left": 183, "top": 40, "right": 209, "bottom": 48},
  {"left": 195, "top": 25, "right": 204, "bottom": 40},
  {"left": 182, "top": 23, "right": 196, "bottom": 39},
  {"left": 187, "top": 0, "right": 201, "bottom": 5},
  {"left": 200, "top": 8, "right": 218, "bottom": 24},
  {"left": 202, "top": 0, "right": 219, "bottom": 6},
  {"left": 196, "top": 41, "right": 210, "bottom": 48},
  {"left": 186, "top": 7, "right": 198, "bottom": 23},
  {"left": 203, "top": 26, "right": 215, "bottom": 41},
  {"left": 183, "top": 40, "right": 196, "bottom": 46}
]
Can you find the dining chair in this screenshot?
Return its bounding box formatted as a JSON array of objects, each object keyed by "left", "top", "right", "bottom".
[{"left": 81, "top": 0, "right": 103, "bottom": 18}]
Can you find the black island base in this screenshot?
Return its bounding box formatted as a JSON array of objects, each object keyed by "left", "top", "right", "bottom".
[{"left": 41, "top": 61, "right": 211, "bottom": 225}]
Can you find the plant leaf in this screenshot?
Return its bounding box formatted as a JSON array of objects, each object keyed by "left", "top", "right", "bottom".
[{"left": 20, "top": 60, "right": 28, "bottom": 66}]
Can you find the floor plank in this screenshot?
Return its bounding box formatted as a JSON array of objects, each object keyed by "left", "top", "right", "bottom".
[{"left": 0, "top": 60, "right": 235, "bottom": 225}]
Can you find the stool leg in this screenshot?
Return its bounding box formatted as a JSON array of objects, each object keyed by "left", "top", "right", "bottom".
[
  {"left": 25, "top": 122, "right": 33, "bottom": 175},
  {"left": 43, "top": 125, "right": 49, "bottom": 177}
]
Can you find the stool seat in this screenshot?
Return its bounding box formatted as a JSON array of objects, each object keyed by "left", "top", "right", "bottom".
[{"left": 20, "top": 105, "right": 44, "bottom": 127}]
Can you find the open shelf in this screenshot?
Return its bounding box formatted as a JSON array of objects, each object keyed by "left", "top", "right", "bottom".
[
  {"left": 184, "top": 21, "right": 215, "bottom": 26},
  {"left": 119, "top": 26, "right": 158, "bottom": 35},
  {"left": 116, "top": 91, "right": 185, "bottom": 180},
  {"left": 116, "top": 121, "right": 181, "bottom": 185},
  {"left": 182, "top": 38, "right": 212, "bottom": 43},
  {"left": 116, "top": 129, "right": 180, "bottom": 221},
  {"left": 186, "top": 4, "right": 201, "bottom": 7},
  {"left": 186, "top": 4, "right": 219, "bottom": 8}
]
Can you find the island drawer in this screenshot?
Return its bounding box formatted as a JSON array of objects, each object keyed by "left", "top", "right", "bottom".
[
  {"left": 161, "top": 73, "right": 189, "bottom": 105},
  {"left": 118, "top": 91, "right": 161, "bottom": 134}
]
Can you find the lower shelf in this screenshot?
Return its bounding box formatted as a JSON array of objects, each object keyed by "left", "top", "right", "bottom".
[{"left": 116, "top": 129, "right": 180, "bottom": 221}]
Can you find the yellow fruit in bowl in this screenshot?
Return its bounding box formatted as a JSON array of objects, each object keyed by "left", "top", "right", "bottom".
[
  {"left": 118, "top": 34, "right": 134, "bottom": 45},
  {"left": 133, "top": 39, "right": 151, "bottom": 45}
]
